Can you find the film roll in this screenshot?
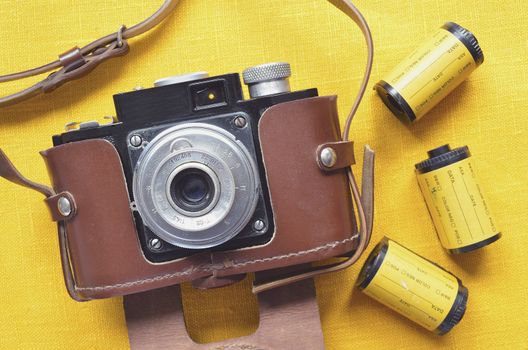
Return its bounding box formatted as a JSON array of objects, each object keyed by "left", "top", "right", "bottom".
[
  {"left": 375, "top": 22, "right": 484, "bottom": 123},
  {"left": 415, "top": 144, "right": 501, "bottom": 253},
  {"left": 357, "top": 238, "right": 468, "bottom": 334}
]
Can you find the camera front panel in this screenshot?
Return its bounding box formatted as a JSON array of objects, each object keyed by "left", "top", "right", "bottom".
[{"left": 127, "top": 112, "right": 274, "bottom": 262}]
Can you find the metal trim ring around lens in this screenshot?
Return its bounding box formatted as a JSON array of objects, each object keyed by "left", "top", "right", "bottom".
[
  {"left": 153, "top": 152, "right": 234, "bottom": 231},
  {"left": 132, "top": 123, "right": 260, "bottom": 249},
  {"left": 165, "top": 162, "right": 221, "bottom": 217}
]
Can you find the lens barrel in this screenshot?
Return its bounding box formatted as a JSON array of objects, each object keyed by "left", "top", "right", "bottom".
[{"left": 132, "top": 123, "right": 260, "bottom": 249}]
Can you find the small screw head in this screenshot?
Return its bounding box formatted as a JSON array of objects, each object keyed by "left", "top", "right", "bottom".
[
  {"left": 234, "top": 116, "right": 247, "bottom": 128},
  {"left": 130, "top": 134, "right": 143, "bottom": 147},
  {"left": 57, "top": 196, "right": 72, "bottom": 217},
  {"left": 253, "top": 219, "right": 266, "bottom": 232},
  {"left": 149, "top": 238, "right": 162, "bottom": 251},
  {"left": 320, "top": 147, "right": 337, "bottom": 168}
]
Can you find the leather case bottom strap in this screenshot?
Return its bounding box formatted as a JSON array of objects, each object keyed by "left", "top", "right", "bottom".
[{"left": 124, "top": 277, "right": 325, "bottom": 350}]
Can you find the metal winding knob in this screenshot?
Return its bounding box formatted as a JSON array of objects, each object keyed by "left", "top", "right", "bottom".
[{"left": 242, "top": 62, "right": 292, "bottom": 98}]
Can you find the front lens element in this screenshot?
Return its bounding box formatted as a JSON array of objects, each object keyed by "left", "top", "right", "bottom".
[
  {"left": 165, "top": 162, "right": 221, "bottom": 218},
  {"left": 170, "top": 168, "right": 215, "bottom": 212}
]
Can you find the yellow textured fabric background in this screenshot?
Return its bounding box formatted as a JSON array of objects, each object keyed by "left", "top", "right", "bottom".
[{"left": 0, "top": 0, "right": 526, "bottom": 349}]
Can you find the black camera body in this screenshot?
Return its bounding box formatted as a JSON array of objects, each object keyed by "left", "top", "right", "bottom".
[{"left": 53, "top": 65, "right": 318, "bottom": 262}]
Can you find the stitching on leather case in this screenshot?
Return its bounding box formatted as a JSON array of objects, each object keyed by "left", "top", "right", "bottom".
[
  {"left": 74, "top": 235, "right": 357, "bottom": 292},
  {"left": 209, "top": 345, "right": 268, "bottom": 350}
]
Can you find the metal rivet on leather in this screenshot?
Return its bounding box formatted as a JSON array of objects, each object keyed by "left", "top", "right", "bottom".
[
  {"left": 320, "top": 147, "right": 337, "bottom": 168},
  {"left": 57, "top": 196, "right": 72, "bottom": 217}
]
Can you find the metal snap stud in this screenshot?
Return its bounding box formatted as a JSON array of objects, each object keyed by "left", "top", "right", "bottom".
[
  {"left": 320, "top": 147, "right": 337, "bottom": 168},
  {"left": 57, "top": 196, "right": 72, "bottom": 217}
]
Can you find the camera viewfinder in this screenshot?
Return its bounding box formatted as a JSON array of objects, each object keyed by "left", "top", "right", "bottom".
[{"left": 191, "top": 80, "right": 228, "bottom": 110}]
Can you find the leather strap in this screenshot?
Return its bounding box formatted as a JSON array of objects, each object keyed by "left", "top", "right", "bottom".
[
  {"left": 0, "top": 149, "right": 54, "bottom": 197},
  {"left": 0, "top": 149, "right": 84, "bottom": 300},
  {"left": 0, "top": 0, "right": 180, "bottom": 107},
  {"left": 0, "top": 150, "right": 83, "bottom": 299},
  {"left": 316, "top": 141, "right": 356, "bottom": 171},
  {"left": 125, "top": 277, "right": 325, "bottom": 350}
]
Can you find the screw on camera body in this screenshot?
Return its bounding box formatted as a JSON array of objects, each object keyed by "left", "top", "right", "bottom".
[
  {"left": 253, "top": 219, "right": 266, "bottom": 232},
  {"left": 130, "top": 134, "right": 143, "bottom": 148},
  {"left": 148, "top": 238, "right": 163, "bottom": 251},
  {"left": 234, "top": 116, "right": 247, "bottom": 128}
]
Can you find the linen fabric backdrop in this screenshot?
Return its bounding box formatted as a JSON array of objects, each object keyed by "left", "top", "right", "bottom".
[{"left": 0, "top": 1, "right": 526, "bottom": 349}]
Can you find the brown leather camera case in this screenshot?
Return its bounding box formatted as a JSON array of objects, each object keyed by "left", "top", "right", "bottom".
[{"left": 38, "top": 96, "right": 359, "bottom": 300}]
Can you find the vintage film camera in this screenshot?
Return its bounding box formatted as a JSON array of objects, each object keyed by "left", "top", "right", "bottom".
[
  {"left": 0, "top": 1, "right": 376, "bottom": 348},
  {"left": 0, "top": 0, "right": 375, "bottom": 302},
  {"left": 0, "top": 61, "right": 374, "bottom": 301},
  {"left": 54, "top": 63, "right": 317, "bottom": 262}
]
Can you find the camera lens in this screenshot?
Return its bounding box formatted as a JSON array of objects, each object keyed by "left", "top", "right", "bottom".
[
  {"left": 134, "top": 124, "right": 259, "bottom": 249},
  {"left": 170, "top": 168, "right": 215, "bottom": 213},
  {"left": 181, "top": 175, "right": 208, "bottom": 203}
]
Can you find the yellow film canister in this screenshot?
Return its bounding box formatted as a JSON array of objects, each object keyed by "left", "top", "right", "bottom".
[
  {"left": 375, "top": 22, "right": 484, "bottom": 123},
  {"left": 357, "top": 238, "right": 468, "bottom": 335},
  {"left": 415, "top": 144, "right": 501, "bottom": 253}
]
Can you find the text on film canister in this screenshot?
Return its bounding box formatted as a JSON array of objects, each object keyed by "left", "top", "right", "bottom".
[
  {"left": 357, "top": 238, "right": 468, "bottom": 334},
  {"left": 415, "top": 144, "right": 501, "bottom": 253},
  {"left": 375, "top": 22, "right": 484, "bottom": 123}
]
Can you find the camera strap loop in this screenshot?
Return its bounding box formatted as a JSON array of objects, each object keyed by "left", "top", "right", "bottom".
[
  {"left": 0, "top": 149, "right": 83, "bottom": 301},
  {"left": 58, "top": 47, "right": 86, "bottom": 73},
  {"left": 0, "top": 149, "right": 54, "bottom": 197},
  {"left": 0, "top": 149, "right": 81, "bottom": 222},
  {"left": 316, "top": 141, "right": 356, "bottom": 171},
  {"left": 41, "top": 41, "right": 130, "bottom": 94},
  {"left": 0, "top": 0, "right": 180, "bottom": 107}
]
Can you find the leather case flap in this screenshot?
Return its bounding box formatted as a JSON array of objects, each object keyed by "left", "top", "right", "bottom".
[
  {"left": 212, "top": 96, "right": 357, "bottom": 275},
  {"left": 41, "top": 140, "right": 212, "bottom": 299}
]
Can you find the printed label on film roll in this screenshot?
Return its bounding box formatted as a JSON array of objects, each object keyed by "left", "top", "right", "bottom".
[
  {"left": 362, "top": 240, "right": 459, "bottom": 331},
  {"left": 417, "top": 158, "right": 498, "bottom": 250}
]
